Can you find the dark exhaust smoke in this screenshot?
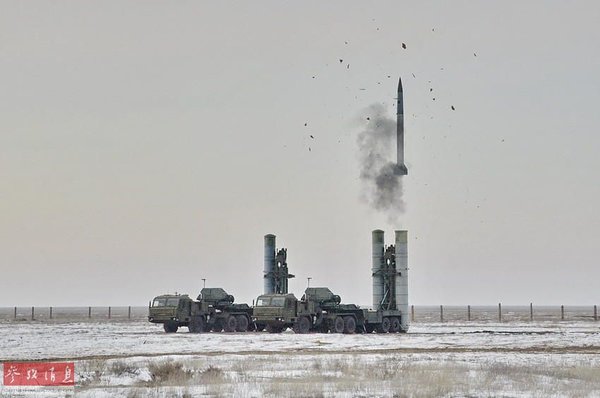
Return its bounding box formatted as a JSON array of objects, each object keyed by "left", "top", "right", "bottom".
[{"left": 357, "top": 103, "right": 405, "bottom": 223}]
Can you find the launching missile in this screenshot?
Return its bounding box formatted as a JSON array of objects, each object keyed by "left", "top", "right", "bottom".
[{"left": 396, "top": 77, "right": 408, "bottom": 175}]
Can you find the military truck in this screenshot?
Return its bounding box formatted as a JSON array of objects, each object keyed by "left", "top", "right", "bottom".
[
  {"left": 148, "top": 288, "right": 253, "bottom": 333},
  {"left": 253, "top": 287, "right": 407, "bottom": 334},
  {"left": 252, "top": 287, "right": 359, "bottom": 334}
]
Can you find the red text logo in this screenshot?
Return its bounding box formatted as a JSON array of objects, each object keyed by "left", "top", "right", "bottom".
[{"left": 3, "top": 362, "right": 74, "bottom": 386}]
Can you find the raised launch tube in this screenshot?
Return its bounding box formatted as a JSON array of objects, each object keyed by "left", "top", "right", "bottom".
[
  {"left": 372, "top": 230, "right": 385, "bottom": 310},
  {"left": 263, "top": 234, "right": 276, "bottom": 294},
  {"left": 394, "top": 230, "right": 409, "bottom": 330}
]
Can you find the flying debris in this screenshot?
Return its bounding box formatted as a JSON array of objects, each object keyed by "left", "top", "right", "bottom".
[
  {"left": 310, "top": 135, "right": 314, "bottom": 139},
  {"left": 412, "top": 73, "right": 416, "bottom": 78},
  {"left": 304, "top": 123, "right": 307, "bottom": 126},
  {"left": 402, "top": 43, "right": 407, "bottom": 49},
  {"left": 474, "top": 52, "right": 477, "bottom": 57},
  {"left": 451, "top": 105, "right": 455, "bottom": 110},
  {"left": 339, "top": 59, "right": 343, "bottom": 63}
]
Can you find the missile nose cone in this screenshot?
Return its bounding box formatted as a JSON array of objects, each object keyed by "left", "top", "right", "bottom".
[{"left": 398, "top": 77, "right": 403, "bottom": 93}]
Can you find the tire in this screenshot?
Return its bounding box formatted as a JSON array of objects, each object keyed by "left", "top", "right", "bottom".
[
  {"left": 343, "top": 316, "right": 356, "bottom": 334},
  {"left": 333, "top": 316, "right": 345, "bottom": 334},
  {"left": 224, "top": 315, "right": 237, "bottom": 333},
  {"left": 236, "top": 315, "right": 249, "bottom": 332},
  {"left": 293, "top": 316, "right": 311, "bottom": 334},
  {"left": 163, "top": 322, "right": 178, "bottom": 333},
  {"left": 377, "top": 317, "right": 391, "bottom": 333},
  {"left": 188, "top": 317, "right": 205, "bottom": 333},
  {"left": 390, "top": 317, "right": 401, "bottom": 333}
]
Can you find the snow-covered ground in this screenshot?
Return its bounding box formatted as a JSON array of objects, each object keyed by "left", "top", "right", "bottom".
[{"left": 1, "top": 319, "right": 600, "bottom": 397}]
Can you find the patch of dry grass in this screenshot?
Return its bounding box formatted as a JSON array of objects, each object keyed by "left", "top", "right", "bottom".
[
  {"left": 147, "top": 361, "right": 193, "bottom": 386},
  {"left": 73, "top": 353, "right": 600, "bottom": 398}
]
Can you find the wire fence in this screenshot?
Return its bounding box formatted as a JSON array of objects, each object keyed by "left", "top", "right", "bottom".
[
  {"left": 0, "top": 304, "right": 597, "bottom": 323},
  {"left": 0, "top": 306, "right": 148, "bottom": 322},
  {"left": 410, "top": 304, "right": 598, "bottom": 323}
]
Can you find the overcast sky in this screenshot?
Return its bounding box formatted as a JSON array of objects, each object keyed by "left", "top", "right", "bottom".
[{"left": 1, "top": 1, "right": 599, "bottom": 306}]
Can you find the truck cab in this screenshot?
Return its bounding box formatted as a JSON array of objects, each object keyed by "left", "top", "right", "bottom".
[
  {"left": 252, "top": 293, "right": 302, "bottom": 333},
  {"left": 148, "top": 294, "right": 193, "bottom": 333}
]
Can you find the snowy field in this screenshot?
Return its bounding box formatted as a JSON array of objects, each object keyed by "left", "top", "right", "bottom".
[{"left": 1, "top": 318, "right": 600, "bottom": 397}]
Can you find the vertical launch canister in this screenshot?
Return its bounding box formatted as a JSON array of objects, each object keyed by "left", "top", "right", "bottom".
[
  {"left": 263, "top": 234, "right": 276, "bottom": 294},
  {"left": 394, "top": 230, "right": 409, "bottom": 330},
  {"left": 372, "top": 230, "right": 385, "bottom": 310},
  {"left": 263, "top": 234, "right": 295, "bottom": 295}
]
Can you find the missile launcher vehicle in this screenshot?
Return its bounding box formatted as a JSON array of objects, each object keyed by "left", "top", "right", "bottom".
[
  {"left": 253, "top": 287, "right": 364, "bottom": 333},
  {"left": 252, "top": 230, "right": 409, "bottom": 334},
  {"left": 148, "top": 288, "right": 253, "bottom": 333}
]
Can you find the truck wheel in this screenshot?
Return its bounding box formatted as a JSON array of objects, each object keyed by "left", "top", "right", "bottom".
[
  {"left": 224, "top": 315, "right": 237, "bottom": 332},
  {"left": 163, "top": 322, "right": 178, "bottom": 333},
  {"left": 293, "top": 316, "right": 311, "bottom": 334},
  {"left": 236, "top": 315, "right": 249, "bottom": 332},
  {"left": 390, "top": 317, "right": 401, "bottom": 333},
  {"left": 333, "top": 316, "right": 345, "bottom": 333},
  {"left": 189, "top": 317, "right": 205, "bottom": 333},
  {"left": 377, "top": 317, "right": 391, "bottom": 333},
  {"left": 343, "top": 316, "right": 356, "bottom": 334}
]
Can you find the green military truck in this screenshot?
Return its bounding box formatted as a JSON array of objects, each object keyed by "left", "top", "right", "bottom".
[
  {"left": 148, "top": 288, "right": 253, "bottom": 333},
  {"left": 253, "top": 287, "right": 379, "bottom": 334}
]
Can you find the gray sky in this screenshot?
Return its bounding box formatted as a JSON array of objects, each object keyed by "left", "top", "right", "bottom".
[{"left": 1, "top": 1, "right": 599, "bottom": 306}]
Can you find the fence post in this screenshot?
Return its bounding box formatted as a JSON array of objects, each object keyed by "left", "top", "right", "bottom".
[
  {"left": 88, "top": 306, "right": 92, "bottom": 318},
  {"left": 31, "top": 306, "right": 35, "bottom": 321},
  {"left": 128, "top": 306, "right": 131, "bottom": 320},
  {"left": 530, "top": 303, "right": 533, "bottom": 321},
  {"left": 14, "top": 307, "right": 17, "bottom": 319},
  {"left": 440, "top": 305, "right": 444, "bottom": 322},
  {"left": 498, "top": 303, "right": 502, "bottom": 322},
  {"left": 411, "top": 305, "right": 415, "bottom": 322},
  {"left": 108, "top": 306, "right": 111, "bottom": 319},
  {"left": 561, "top": 305, "right": 564, "bottom": 321},
  {"left": 50, "top": 307, "right": 53, "bottom": 319},
  {"left": 467, "top": 305, "right": 471, "bottom": 321},
  {"left": 595, "top": 305, "right": 598, "bottom": 321}
]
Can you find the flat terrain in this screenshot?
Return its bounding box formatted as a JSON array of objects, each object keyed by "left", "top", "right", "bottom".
[{"left": 1, "top": 318, "right": 600, "bottom": 397}]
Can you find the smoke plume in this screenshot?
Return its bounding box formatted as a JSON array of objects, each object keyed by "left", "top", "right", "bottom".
[{"left": 357, "top": 103, "right": 405, "bottom": 223}]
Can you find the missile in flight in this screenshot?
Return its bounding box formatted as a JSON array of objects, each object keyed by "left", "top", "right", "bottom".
[{"left": 396, "top": 77, "right": 408, "bottom": 175}]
